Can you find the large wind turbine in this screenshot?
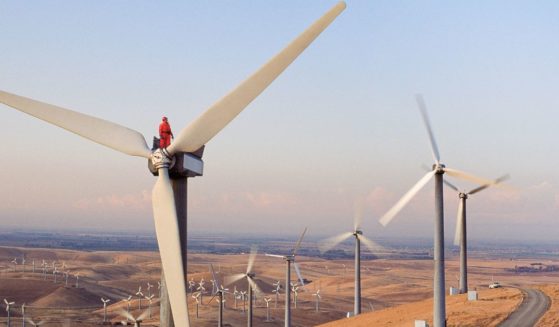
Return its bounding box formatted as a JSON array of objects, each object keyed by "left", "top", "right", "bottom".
[
  {"left": 319, "top": 199, "right": 383, "bottom": 316},
  {"left": 265, "top": 228, "right": 308, "bottom": 327},
  {"left": 0, "top": 2, "right": 346, "bottom": 326},
  {"left": 445, "top": 175, "right": 509, "bottom": 294},
  {"left": 379, "top": 95, "right": 496, "bottom": 327}
]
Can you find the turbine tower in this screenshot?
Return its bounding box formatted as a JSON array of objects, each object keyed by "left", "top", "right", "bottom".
[
  {"left": 379, "top": 95, "right": 496, "bottom": 327},
  {"left": 0, "top": 2, "right": 346, "bottom": 327},
  {"left": 445, "top": 175, "right": 508, "bottom": 293},
  {"left": 265, "top": 228, "right": 308, "bottom": 327},
  {"left": 319, "top": 198, "right": 383, "bottom": 315}
]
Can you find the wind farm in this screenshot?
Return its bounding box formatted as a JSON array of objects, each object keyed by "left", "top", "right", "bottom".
[{"left": 2, "top": 1, "right": 559, "bottom": 326}]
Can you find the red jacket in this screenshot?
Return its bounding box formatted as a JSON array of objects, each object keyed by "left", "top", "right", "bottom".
[{"left": 159, "top": 121, "right": 173, "bottom": 138}]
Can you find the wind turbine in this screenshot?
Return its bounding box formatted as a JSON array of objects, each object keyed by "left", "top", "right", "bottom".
[
  {"left": 136, "top": 286, "right": 144, "bottom": 310},
  {"left": 5, "top": 299, "right": 15, "bottom": 327},
  {"left": 445, "top": 174, "right": 509, "bottom": 293},
  {"left": 74, "top": 272, "right": 80, "bottom": 288},
  {"left": 225, "top": 246, "right": 261, "bottom": 327},
  {"left": 264, "top": 296, "right": 273, "bottom": 322},
  {"left": 208, "top": 264, "right": 228, "bottom": 327},
  {"left": 319, "top": 198, "right": 383, "bottom": 316},
  {"left": 272, "top": 281, "right": 281, "bottom": 309},
  {"left": 312, "top": 289, "right": 321, "bottom": 312},
  {"left": 265, "top": 228, "right": 308, "bottom": 327},
  {"left": 145, "top": 295, "right": 155, "bottom": 318},
  {"left": 192, "top": 292, "right": 201, "bottom": 319},
  {"left": 196, "top": 280, "right": 206, "bottom": 305},
  {"left": 22, "top": 303, "right": 26, "bottom": 327},
  {"left": 378, "top": 94, "right": 497, "bottom": 327},
  {"left": 123, "top": 296, "right": 133, "bottom": 321},
  {"left": 101, "top": 298, "right": 111, "bottom": 322},
  {"left": 146, "top": 282, "right": 153, "bottom": 298},
  {"left": 11, "top": 258, "right": 17, "bottom": 272},
  {"left": 0, "top": 2, "right": 346, "bottom": 326}
]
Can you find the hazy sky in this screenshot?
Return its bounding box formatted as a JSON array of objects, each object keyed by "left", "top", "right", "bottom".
[{"left": 1, "top": 1, "right": 559, "bottom": 243}]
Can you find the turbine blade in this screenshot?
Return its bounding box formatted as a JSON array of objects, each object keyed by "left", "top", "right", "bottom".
[
  {"left": 152, "top": 168, "right": 190, "bottom": 327},
  {"left": 293, "top": 262, "right": 306, "bottom": 288},
  {"left": 246, "top": 245, "right": 258, "bottom": 274},
  {"left": 0, "top": 90, "right": 151, "bottom": 158},
  {"left": 137, "top": 309, "right": 150, "bottom": 321},
  {"left": 443, "top": 168, "right": 495, "bottom": 187},
  {"left": 248, "top": 277, "right": 263, "bottom": 295},
  {"left": 467, "top": 174, "right": 510, "bottom": 195},
  {"left": 443, "top": 179, "right": 459, "bottom": 192},
  {"left": 292, "top": 227, "right": 308, "bottom": 256},
  {"left": 353, "top": 196, "right": 365, "bottom": 231},
  {"left": 318, "top": 232, "right": 352, "bottom": 253},
  {"left": 264, "top": 254, "right": 285, "bottom": 259},
  {"left": 118, "top": 309, "right": 135, "bottom": 321},
  {"left": 359, "top": 234, "right": 384, "bottom": 253},
  {"left": 166, "top": 2, "right": 346, "bottom": 155},
  {"left": 454, "top": 199, "right": 464, "bottom": 246},
  {"left": 416, "top": 94, "right": 440, "bottom": 163},
  {"left": 379, "top": 171, "right": 435, "bottom": 226},
  {"left": 224, "top": 273, "right": 245, "bottom": 287}
]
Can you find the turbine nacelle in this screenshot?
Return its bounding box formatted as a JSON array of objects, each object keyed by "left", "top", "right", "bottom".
[
  {"left": 432, "top": 163, "right": 446, "bottom": 174},
  {"left": 459, "top": 193, "right": 468, "bottom": 199},
  {"left": 148, "top": 148, "right": 204, "bottom": 178}
]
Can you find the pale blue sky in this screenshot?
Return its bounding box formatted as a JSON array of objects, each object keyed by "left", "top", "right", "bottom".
[{"left": 1, "top": 1, "right": 558, "bottom": 243}]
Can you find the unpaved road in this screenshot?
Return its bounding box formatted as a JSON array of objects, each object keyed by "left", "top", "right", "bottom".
[{"left": 498, "top": 288, "right": 549, "bottom": 327}]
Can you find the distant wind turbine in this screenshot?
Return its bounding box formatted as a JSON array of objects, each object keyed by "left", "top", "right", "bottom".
[
  {"left": 378, "top": 94, "right": 497, "bottom": 327},
  {"left": 5, "top": 299, "right": 15, "bottom": 327},
  {"left": 265, "top": 228, "right": 308, "bottom": 327},
  {"left": 101, "top": 298, "right": 111, "bottom": 322},
  {"left": 319, "top": 198, "right": 383, "bottom": 315},
  {"left": 225, "top": 246, "right": 261, "bottom": 327},
  {"left": 445, "top": 174, "right": 509, "bottom": 293}
]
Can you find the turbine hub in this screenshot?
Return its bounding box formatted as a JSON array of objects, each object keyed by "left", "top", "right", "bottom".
[
  {"left": 459, "top": 193, "right": 468, "bottom": 199},
  {"left": 247, "top": 272, "right": 256, "bottom": 278},
  {"left": 150, "top": 148, "right": 175, "bottom": 170},
  {"left": 354, "top": 230, "right": 363, "bottom": 236},
  {"left": 433, "top": 163, "right": 445, "bottom": 174}
]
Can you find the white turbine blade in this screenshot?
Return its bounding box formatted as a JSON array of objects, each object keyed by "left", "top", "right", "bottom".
[
  {"left": 353, "top": 196, "right": 365, "bottom": 231},
  {"left": 248, "top": 277, "right": 263, "bottom": 295},
  {"left": 137, "top": 310, "right": 150, "bottom": 321},
  {"left": 118, "top": 309, "right": 135, "bottom": 321},
  {"left": 359, "top": 234, "right": 384, "bottom": 253},
  {"left": 246, "top": 245, "right": 258, "bottom": 274},
  {"left": 318, "top": 232, "right": 352, "bottom": 254},
  {"left": 264, "top": 254, "right": 284, "bottom": 259},
  {"left": 416, "top": 94, "right": 440, "bottom": 163},
  {"left": 293, "top": 262, "right": 306, "bottom": 288},
  {"left": 224, "top": 273, "right": 245, "bottom": 287},
  {"left": 443, "top": 179, "right": 459, "bottom": 192},
  {"left": 292, "top": 227, "right": 308, "bottom": 256},
  {"left": 454, "top": 199, "right": 464, "bottom": 246},
  {"left": 166, "top": 2, "right": 346, "bottom": 155},
  {"left": 443, "top": 168, "right": 495, "bottom": 187},
  {"left": 151, "top": 168, "right": 190, "bottom": 327},
  {"left": 0, "top": 90, "right": 151, "bottom": 158},
  {"left": 468, "top": 174, "right": 510, "bottom": 195},
  {"left": 379, "top": 171, "right": 435, "bottom": 226}
]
